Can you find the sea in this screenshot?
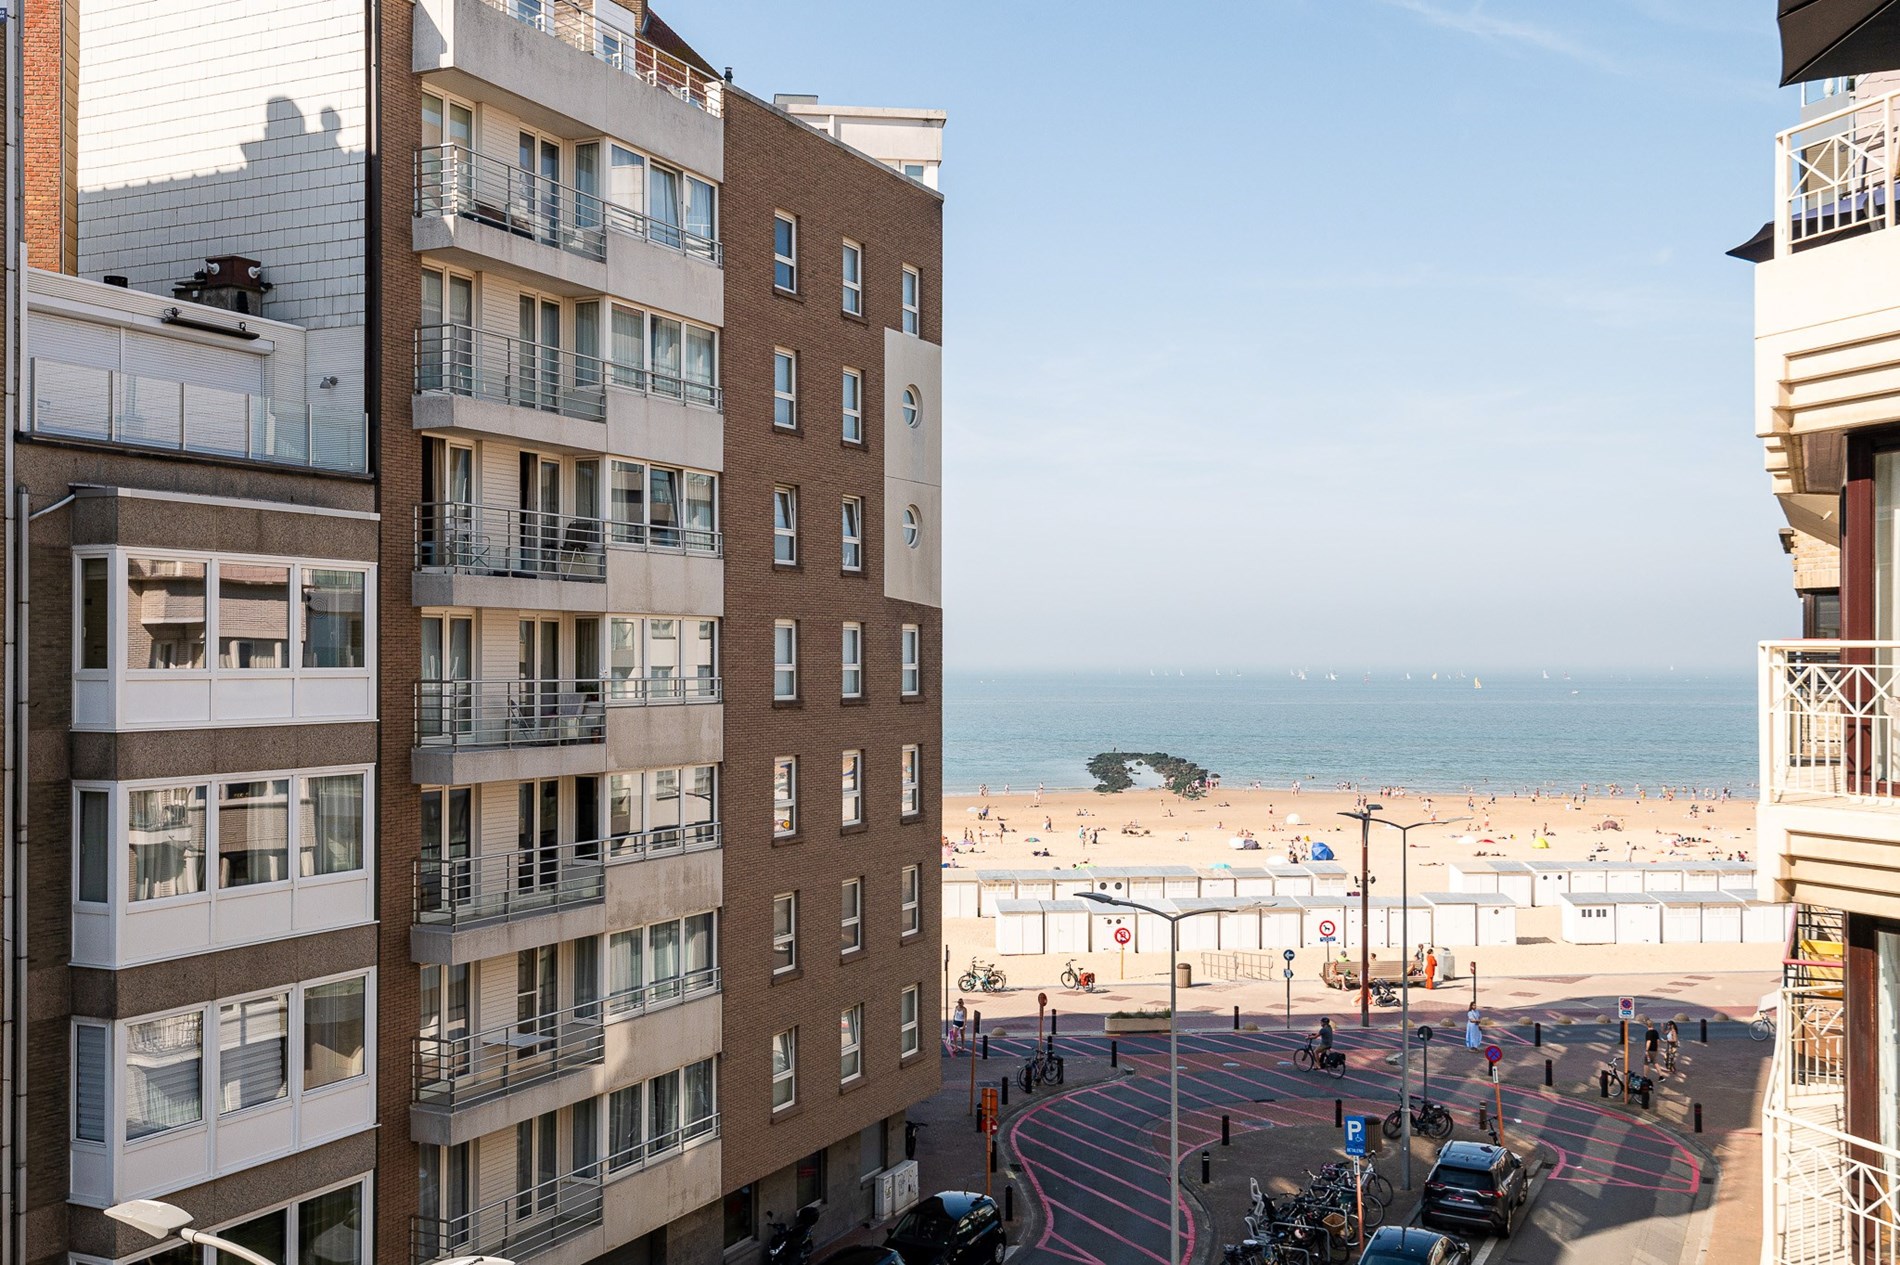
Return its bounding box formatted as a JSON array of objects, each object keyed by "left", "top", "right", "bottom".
[{"left": 943, "top": 669, "right": 1757, "bottom": 796}]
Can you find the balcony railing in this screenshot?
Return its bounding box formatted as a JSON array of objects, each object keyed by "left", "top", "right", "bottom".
[
  {"left": 28, "top": 357, "right": 368, "bottom": 473},
  {"left": 1777, "top": 88, "right": 1899, "bottom": 253},
  {"left": 605, "top": 964, "right": 720, "bottom": 1021},
  {"left": 605, "top": 1109, "right": 719, "bottom": 1178},
  {"left": 414, "top": 676, "right": 720, "bottom": 749},
  {"left": 413, "top": 503, "right": 721, "bottom": 577},
  {"left": 414, "top": 998, "right": 605, "bottom": 1108},
  {"left": 416, "top": 144, "right": 721, "bottom": 265},
  {"left": 474, "top": 0, "right": 724, "bottom": 118},
  {"left": 411, "top": 1169, "right": 603, "bottom": 1265},
  {"left": 412, "top": 823, "right": 721, "bottom": 927},
  {"left": 1760, "top": 641, "right": 1900, "bottom": 803},
  {"left": 414, "top": 324, "right": 721, "bottom": 419}
]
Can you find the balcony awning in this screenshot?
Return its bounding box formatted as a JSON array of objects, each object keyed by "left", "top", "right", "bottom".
[{"left": 1779, "top": 0, "right": 1900, "bottom": 87}]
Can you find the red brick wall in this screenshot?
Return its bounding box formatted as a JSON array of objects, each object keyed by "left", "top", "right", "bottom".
[
  {"left": 23, "top": 0, "right": 77, "bottom": 272},
  {"left": 718, "top": 90, "right": 944, "bottom": 1195}
]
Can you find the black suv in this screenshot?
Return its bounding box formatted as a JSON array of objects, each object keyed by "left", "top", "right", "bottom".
[
  {"left": 884, "top": 1192, "right": 1007, "bottom": 1264},
  {"left": 1421, "top": 1141, "right": 1529, "bottom": 1236}
]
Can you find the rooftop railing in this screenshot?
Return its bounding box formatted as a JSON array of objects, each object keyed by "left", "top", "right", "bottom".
[
  {"left": 475, "top": 0, "right": 724, "bottom": 118},
  {"left": 416, "top": 145, "right": 721, "bottom": 264},
  {"left": 412, "top": 823, "right": 721, "bottom": 927},
  {"left": 28, "top": 357, "right": 368, "bottom": 473},
  {"left": 414, "top": 324, "right": 721, "bottom": 419},
  {"left": 413, "top": 502, "right": 721, "bottom": 577},
  {"left": 1761, "top": 641, "right": 1900, "bottom": 804},
  {"left": 414, "top": 675, "right": 720, "bottom": 749},
  {"left": 1777, "top": 88, "right": 1899, "bottom": 252}
]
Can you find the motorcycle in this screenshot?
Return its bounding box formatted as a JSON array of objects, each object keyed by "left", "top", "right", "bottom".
[{"left": 763, "top": 1206, "right": 819, "bottom": 1264}]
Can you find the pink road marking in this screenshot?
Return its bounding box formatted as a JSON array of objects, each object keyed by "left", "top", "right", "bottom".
[
  {"left": 1042, "top": 1232, "right": 1105, "bottom": 1264},
  {"left": 1010, "top": 1127, "right": 1173, "bottom": 1218},
  {"left": 1040, "top": 1196, "right": 1173, "bottom": 1265}
]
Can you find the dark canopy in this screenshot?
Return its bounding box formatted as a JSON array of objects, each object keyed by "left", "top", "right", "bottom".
[{"left": 1780, "top": 0, "right": 1900, "bottom": 86}]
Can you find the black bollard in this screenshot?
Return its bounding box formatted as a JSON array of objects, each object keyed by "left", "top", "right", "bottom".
[
  {"left": 1545, "top": 1058, "right": 1553, "bottom": 1087},
  {"left": 1600, "top": 1071, "right": 1609, "bottom": 1098},
  {"left": 1478, "top": 1107, "right": 1488, "bottom": 1132},
  {"left": 1110, "top": 1040, "right": 1118, "bottom": 1069},
  {"left": 1005, "top": 1185, "right": 1015, "bottom": 1222},
  {"left": 974, "top": 1011, "right": 982, "bottom": 1034},
  {"left": 975, "top": 1103, "right": 985, "bottom": 1134},
  {"left": 1202, "top": 1151, "right": 1211, "bottom": 1185},
  {"left": 1051, "top": 1009, "right": 1058, "bottom": 1035},
  {"left": 989, "top": 1140, "right": 997, "bottom": 1173},
  {"left": 1056, "top": 1056, "right": 1065, "bottom": 1084},
  {"left": 1335, "top": 1099, "right": 1343, "bottom": 1127},
  {"left": 1700, "top": 1017, "right": 1708, "bottom": 1044},
  {"left": 1001, "top": 1077, "right": 1009, "bottom": 1107},
  {"left": 1694, "top": 1103, "right": 1703, "bottom": 1133},
  {"left": 1020, "top": 1064, "right": 1032, "bottom": 1096},
  {"left": 1234, "top": 1005, "right": 1241, "bottom": 1031},
  {"left": 1534, "top": 1022, "right": 1542, "bottom": 1047},
  {"left": 1640, "top": 1085, "right": 1652, "bottom": 1111},
  {"left": 982, "top": 1035, "right": 990, "bottom": 1061},
  {"left": 1222, "top": 1114, "right": 1231, "bottom": 1146}
]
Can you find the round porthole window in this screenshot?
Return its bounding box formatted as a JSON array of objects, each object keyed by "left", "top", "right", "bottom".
[
  {"left": 902, "top": 386, "right": 921, "bottom": 429},
  {"left": 903, "top": 506, "right": 921, "bottom": 548}
]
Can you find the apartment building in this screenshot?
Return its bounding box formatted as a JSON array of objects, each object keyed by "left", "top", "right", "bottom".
[
  {"left": 1, "top": 3, "right": 944, "bottom": 1265},
  {"left": 1741, "top": 28, "right": 1900, "bottom": 1265}
]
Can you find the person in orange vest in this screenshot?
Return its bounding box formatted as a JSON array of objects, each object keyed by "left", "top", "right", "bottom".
[{"left": 1426, "top": 948, "right": 1438, "bottom": 990}]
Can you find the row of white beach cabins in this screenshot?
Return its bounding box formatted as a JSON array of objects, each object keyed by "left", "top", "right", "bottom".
[{"left": 951, "top": 860, "right": 1785, "bottom": 954}]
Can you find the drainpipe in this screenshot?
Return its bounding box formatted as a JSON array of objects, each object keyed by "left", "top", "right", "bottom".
[{"left": 2, "top": 0, "right": 25, "bottom": 1259}]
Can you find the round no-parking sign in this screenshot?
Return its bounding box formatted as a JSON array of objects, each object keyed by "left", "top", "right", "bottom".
[{"left": 1114, "top": 927, "right": 1132, "bottom": 946}]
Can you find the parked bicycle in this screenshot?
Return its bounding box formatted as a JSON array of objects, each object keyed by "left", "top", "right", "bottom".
[
  {"left": 1750, "top": 1010, "right": 1775, "bottom": 1042},
  {"left": 1309, "top": 1160, "right": 1393, "bottom": 1208},
  {"left": 1602, "top": 1053, "right": 1655, "bottom": 1099},
  {"left": 1293, "top": 1032, "right": 1347, "bottom": 1079},
  {"left": 958, "top": 957, "right": 1008, "bottom": 994},
  {"left": 1018, "top": 1043, "right": 1060, "bottom": 1090},
  {"left": 1382, "top": 1094, "right": 1454, "bottom": 1140},
  {"left": 1060, "top": 958, "right": 1098, "bottom": 992}
]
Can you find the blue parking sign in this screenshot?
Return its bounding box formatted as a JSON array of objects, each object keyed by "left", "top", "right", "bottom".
[{"left": 1344, "top": 1114, "right": 1368, "bottom": 1157}]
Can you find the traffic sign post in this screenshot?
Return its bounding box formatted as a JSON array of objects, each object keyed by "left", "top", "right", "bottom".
[
  {"left": 1114, "top": 924, "right": 1131, "bottom": 980},
  {"left": 1283, "top": 951, "right": 1296, "bottom": 1029},
  {"left": 1344, "top": 1115, "right": 1369, "bottom": 1252},
  {"left": 982, "top": 1087, "right": 999, "bottom": 1197},
  {"left": 1618, "top": 998, "right": 1635, "bottom": 1104},
  {"left": 1484, "top": 1045, "right": 1505, "bottom": 1146}
]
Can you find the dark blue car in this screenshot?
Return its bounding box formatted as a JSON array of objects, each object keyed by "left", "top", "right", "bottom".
[{"left": 884, "top": 1192, "right": 1007, "bottom": 1265}]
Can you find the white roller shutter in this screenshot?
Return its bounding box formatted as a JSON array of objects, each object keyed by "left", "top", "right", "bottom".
[
  {"left": 122, "top": 329, "right": 261, "bottom": 394},
  {"left": 30, "top": 314, "right": 119, "bottom": 369}
]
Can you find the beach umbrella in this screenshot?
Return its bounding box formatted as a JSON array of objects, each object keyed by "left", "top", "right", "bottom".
[
  {"left": 1286, "top": 813, "right": 1304, "bottom": 826},
  {"left": 965, "top": 806, "right": 980, "bottom": 815},
  {"left": 1778, "top": 0, "right": 1900, "bottom": 86},
  {"left": 1310, "top": 842, "right": 1335, "bottom": 861}
]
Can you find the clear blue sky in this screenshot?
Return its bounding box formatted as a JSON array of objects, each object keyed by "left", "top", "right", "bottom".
[{"left": 689, "top": 0, "right": 1796, "bottom": 673}]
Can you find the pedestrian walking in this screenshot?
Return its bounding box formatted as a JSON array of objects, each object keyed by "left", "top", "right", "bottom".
[
  {"left": 1644, "top": 1020, "right": 1661, "bottom": 1069},
  {"left": 952, "top": 999, "right": 967, "bottom": 1055},
  {"left": 1465, "top": 1004, "right": 1483, "bottom": 1050}
]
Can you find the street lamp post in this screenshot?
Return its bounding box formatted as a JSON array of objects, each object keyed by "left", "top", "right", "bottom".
[
  {"left": 1077, "top": 891, "right": 1253, "bottom": 1265},
  {"left": 1338, "top": 805, "right": 1383, "bottom": 1027},
  {"left": 1337, "top": 810, "right": 1466, "bottom": 1190},
  {"left": 106, "top": 1199, "right": 513, "bottom": 1265}
]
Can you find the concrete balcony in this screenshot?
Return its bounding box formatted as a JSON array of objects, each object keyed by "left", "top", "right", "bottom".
[
  {"left": 412, "top": 0, "right": 723, "bottom": 178},
  {"left": 411, "top": 972, "right": 720, "bottom": 1147},
  {"left": 410, "top": 678, "right": 720, "bottom": 785},
  {"left": 410, "top": 824, "right": 722, "bottom": 965}
]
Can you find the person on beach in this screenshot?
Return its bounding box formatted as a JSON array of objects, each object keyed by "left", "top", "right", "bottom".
[
  {"left": 1465, "top": 1005, "right": 1483, "bottom": 1050},
  {"left": 952, "top": 999, "right": 968, "bottom": 1054}
]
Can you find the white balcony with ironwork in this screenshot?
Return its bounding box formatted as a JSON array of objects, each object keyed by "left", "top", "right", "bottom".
[{"left": 412, "top": 325, "right": 722, "bottom": 471}]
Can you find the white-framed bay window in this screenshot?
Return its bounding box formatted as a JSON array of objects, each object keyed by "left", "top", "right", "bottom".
[
  {"left": 603, "top": 615, "right": 719, "bottom": 702},
  {"left": 605, "top": 910, "right": 719, "bottom": 1015},
  {"left": 71, "top": 766, "right": 374, "bottom": 969},
  {"left": 605, "top": 764, "right": 719, "bottom": 854},
  {"left": 67, "top": 1175, "right": 372, "bottom": 1265},
  {"left": 604, "top": 1056, "right": 718, "bottom": 1174},
  {"left": 70, "top": 972, "right": 375, "bottom": 1206},
  {"left": 598, "top": 302, "right": 720, "bottom": 406},
  {"left": 606, "top": 459, "right": 719, "bottom": 553}
]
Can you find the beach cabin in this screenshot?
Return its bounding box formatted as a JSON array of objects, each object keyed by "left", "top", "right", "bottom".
[
  {"left": 1090, "top": 909, "right": 1137, "bottom": 953},
  {"left": 1295, "top": 896, "right": 1351, "bottom": 948},
  {"left": 1306, "top": 862, "right": 1351, "bottom": 894},
  {"left": 1381, "top": 898, "right": 1435, "bottom": 950},
  {"left": 1600, "top": 862, "right": 1649, "bottom": 893},
  {"left": 994, "top": 900, "right": 1046, "bottom": 955},
  {"left": 1558, "top": 892, "right": 1661, "bottom": 945},
  {"left": 1640, "top": 864, "right": 1687, "bottom": 893},
  {"left": 1698, "top": 891, "right": 1746, "bottom": 942},
  {"left": 1448, "top": 862, "right": 1497, "bottom": 894},
  {"left": 1710, "top": 861, "right": 1758, "bottom": 890},
  {"left": 1014, "top": 871, "right": 1058, "bottom": 902},
  {"left": 1231, "top": 867, "right": 1278, "bottom": 897},
  {"left": 1198, "top": 868, "right": 1239, "bottom": 898},
  {"left": 978, "top": 870, "right": 1022, "bottom": 911},
  {"left": 1172, "top": 899, "right": 1228, "bottom": 951},
  {"left": 1421, "top": 893, "right": 1518, "bottom": 946},
  {"left": 1739, "top": 893, "right": 1792, "bottom": 943},
  {"left": 1527, "top": 861, "right": 1573, "bottom": 907},
  {"left": 1269, "top": 864, "right": 1314, "bottom": 896},
  {"left": 1654, "top": 891, "right": 1714, "bottom": 942},
  {"left": 1162, "top": 867, "right": 1201, "bottom": 898},
  {"left": 1043, "top": 900, "right": 1093, "bottom": 954},
  {"left": 1218, "top": 906, "right": 1262, "bottom": 950},
  {"left": 1078, "top": 867, "right": 1138, "bottom": 902},
  {"left": 1447, "top": 860, "right": 1534, "bottom": 905},
  {"left": 942, "top": 875, "right": 983, "bottom": 919},
  {"left": 1567, "top": 863, "right": 1611, "bottom": 894},
  {"left": 1258, "top": 900, "right": 1303, "bottom": 949}
]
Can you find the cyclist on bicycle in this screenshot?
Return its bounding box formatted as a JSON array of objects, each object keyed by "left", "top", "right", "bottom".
[{"left": 1319, "top": 1016, "right": 1335, "bottom": 1059}]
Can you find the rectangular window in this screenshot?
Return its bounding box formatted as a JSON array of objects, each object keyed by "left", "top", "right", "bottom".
[
  {"left": 774, "top": 758, "right": 797, "bottom": 837},
  {"left": 79, "top": 557, "right": 108, "bottom": 669},
  {"left": 74, "top": 1023, "right": 107, "bottom": 1143},
  {"left": 125, "top": 1012, "right": 202, "bottom": 1139},
  {"left": 685, "top": 1057, "right": 715, "bottom": 1137},
  {"left": 609, "top": 1082, "right": 640, "bottom": 1169},
  {"left": 774, "top": 621, "right": 798, "bottom": 701},
  {"left": 902, "top": 745, "right": 921, "bottom": 817},
  {"left": 217, "top": 562, "right": 290, "bottom": 669},
  {"left": 841, "top": 623, "right": 863, "bottom": 699},
  {"left": 301, "top": 570, "right": 366, "bottom": 668},
  {"left": 860, "top": 1120, "right": 887, "bottom": 1179},
  {"left": 901, "top": 624, "right": 920, "bottom": 696},
  {"left": 303, "top": 976, "right": 367, "bottom": 1090},
  {"left": 902, "top": 865, "right": 921, "bottom": 936},
  {"left": 609, "top": 928, "right": 644, "bottom": 1010},
  {"left": 842, "top": 240, "right": 863, "bottom": 314},
  {"left": 797, "top": 1148, "right": 827, "bottom": 1208},
  {"left": 129, "top": 784, "right": 207, "bottom": 900},
  {"left": 841, "top": 751, "right": 863, "bottom": 828},
  {"left": 76, "top": 789, "right": 108, "bottom": 904},
  {"left": 840, "top": 1004, "right": 863, "bottom": 1083},
  {"left": 219, "top": 779, "right": 291, "bottom": 888},
  {"left": 772, "top": 1028, "right": 797, "bottom": 1110},
  {"left": 842, "top": 497, "right": 864, "bottom": 572},
  {"left": 774, "top": 486, "right": 798, "bottom": 564},
  {"left": 774, "top": 213, "right": 798, "bottom": 291},
  {"left": 773, "top": 350, "right": 797, "bottom": 429},
  {"left": 301, "top": 773, "right": 366, "bottom": 876},
  {"left": 772, "top": 892, "right": 797, "bottom": 974},
  {"left": 126, "top": 557, "right": 206, "bottom": 669},
  {"left": 300, "top": 1182, "right": 363, "bottom": 1265},
  {"left": 841, "top": 878, "right": 862, "bottom": 953},
  {"left": 902, "top": 265, "right": 921, "bottom": 335},
  {"left": 900, "top": 985, "right": 920, "bottom": 1056},
  {"left": 842, "top": 369, "right": 863, "bottom": 444},
  {"left": 218, "top": 993, "right": 289, "bottom": 1113},
  {"left": 649, "top": 1067, "right": 680, "bottom": 1150}
]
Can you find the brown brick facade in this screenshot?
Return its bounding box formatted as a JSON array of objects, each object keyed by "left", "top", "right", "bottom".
[
  {"left": 716, "top": 90, "right": 944, "bottom": 1210},
  {"left": 23, "top": 0, "right": 77, "bottom": 272}
]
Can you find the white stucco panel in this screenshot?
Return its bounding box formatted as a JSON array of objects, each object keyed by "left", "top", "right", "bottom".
[{"left": 883, "top": 329, "right": 942, "bottom": 608}]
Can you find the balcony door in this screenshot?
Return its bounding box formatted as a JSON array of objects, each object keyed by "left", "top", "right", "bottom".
[
  {"left": 420, "top": 615, "right": 473, "bottom": 740},
  {"left": 419, "top": 960, "right": 470, "bottom": 1082},
  {"left": 420, "top": 439, "right": 475, "bottom": 569},
  {"left": 519, "top": 452, "right": 561, "bottom": 574},
  {"left": 419, "top": 1142, "right": 470, "bottom": 1257},
  {"left": 519, "top": 131, "right": 561, "bottom": 244},
  {"left": 419, "top": 270, "right": 473, "bottom": 395},
  {"left": 419, "top": 93, "right": 473, "bottom": 214},
  {"left": 517, "top": 296, "right": 562, "bottom": 412},
  {"left": 519, "top": 618, "right": 560, "bottom": 734},
  {"left": 419, "top": 785, "right": 473, "bottom": 911},
  {"left": 516, "top": 1109, "right": 559, "bottom": 1218},
  {"left": 517, "top": 779, "right": 560, "bottom": 895}
]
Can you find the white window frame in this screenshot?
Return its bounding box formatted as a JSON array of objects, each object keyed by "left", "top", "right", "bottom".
[
  {"left": 901, "top": 625, "right": 920, "bottom": 696},
  {"left": 842, "top": 751, "right": 863, "bottom": 828},
  {"left": 901, "top": 386, "right": 921, "bottom": 430},
  {"left": 900, "top": 985, "right": 920, "bottom": 1057},
  {"left": 772, "top": 892, "right": 797, "bottom": 974},
  {"left": 841, "top": 623, "right": 863, "bottom": 700},
  {"left": 774, "top": 486, "right": 798, "bottom": 564},
  {"left": 902, "top": 506, "right": 921, "bottom": 550},
  {"left": 840, "top": 1004, "right": 863, "bottom": 1084},
  {"left": 842, "top": 497, "right": 864, "bottom": 573},
  {"left": 901, "top": 745, "right": 920, "bottom": 818},
  {"left": 902, "top": 265, "right": 921, "bottom": 335},
  {"left": 772, "top": 1028, "right": 797, "bottom": 1110},
  {"left": 842, "top": 368, "right": 863, "bottom": 444},
  {"left": 774, "top": 758, "right": 797, "bottom": 838},
  {"left": 841, "top": 878, "right": 862, "bottom": 954},
  {"left": 773, "top": 349, "right": 798, "bottom": 429},
  {"left": 901, "top": 865, "right": 921, "bottom": 937},
  {"left": 842, "top": 239, "right": 863, "bottom": 315},
  {"left": 774, "top": 621, "right": 798, "bottom": 701},
  {"left": 774, "top": 213, "right": 798, "bottom": 292}
]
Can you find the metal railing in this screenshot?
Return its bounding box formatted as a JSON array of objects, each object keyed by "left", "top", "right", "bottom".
[
  {"left": 605, "top": 819, "right": 721, "bottom": 866},
  {"left": 1779, "top": 984, "right": 1847, "bottom": 1092},
  {"left": 410, "top": 1168, "right": 603, "bottom": 1265},
  {"left": 1198, "top": 951, "right": 1284, "bottom": 982},
  {"left": 414, "top": 676, "right": 720, "bottom": 748},
  {"left": 1778, "top": 88, "right": 1899, "bottom": 252},
  {"left": 604, "top": 1109, "right": 719, "bottom": 1177},
  {"left": 414, "top": 843, "right": 606, "bottom": 927},
  {"left": 28, "top": 357, "right": 368, "bottom": 473},
  {"left": 605, "top": 965, "right": 720, "bottom": 1020},
  {"left": 414, "top": 998, "right": 605, "bottom": 1108},
  {"left": 414, "top": 324, "right": 721, "bottom": 417},
  {"left": 415, "top": 144, "right": 721, "bottom": 264},
  {"left": 1761, "top": 641, "right": 1900, "bottom": 803},
  {"left": 474, "top": 0, "right": 724, "bottom": 118},
  {"left": 413, "top": 502, "right": 721, "bottom": 577}
]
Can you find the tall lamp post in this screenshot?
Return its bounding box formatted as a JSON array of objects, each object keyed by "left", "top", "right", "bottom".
[
  {"left": 107, "top": 1199, "right": 513, "bottom": 1265},
  {"left": 1337, "top": 810, "right": 1466, "bottom": 1190},
  {"left": 1077, "top": 892, "right": 1254, "bottom": 1265},
  {"left": 1338, "top": 804, "right": 1384, "bottom": 1027}
]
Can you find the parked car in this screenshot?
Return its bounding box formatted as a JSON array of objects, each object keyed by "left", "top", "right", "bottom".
[
  {"left": 1421, "top": 1140, "right": 1529, "bottom": 1236},
  {"left": 1358, "top": 1226, "right": 1472, "bottom": 1265},
  {"left": 813, "top": 1248, "right": 905, "bottom": 1265},
  {"left": 883, "top": 1191, "right": 1007, "bottom": 1264}
]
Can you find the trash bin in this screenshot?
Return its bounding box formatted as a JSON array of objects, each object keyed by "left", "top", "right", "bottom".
[
  {"left": 1436, "top": 951, "right": 1455, "bottom": 982},
  {"left": 1175, "top": 962, "right": 1193, "bottom": 989}
]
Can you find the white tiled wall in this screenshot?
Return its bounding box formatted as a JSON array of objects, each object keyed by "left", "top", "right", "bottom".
[{"left": 75, "top": 0, "right": 367, "bottom": 332}]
